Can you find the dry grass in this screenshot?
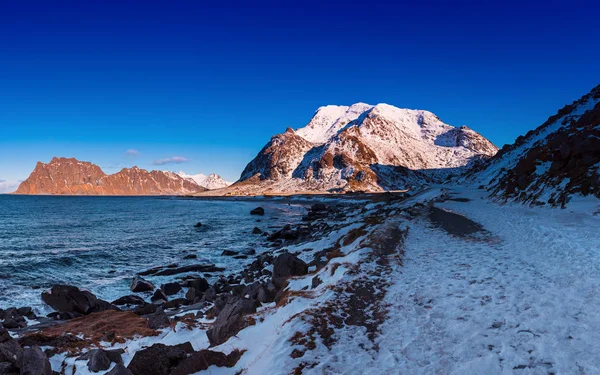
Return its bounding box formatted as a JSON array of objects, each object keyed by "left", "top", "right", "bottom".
[{"left": 21, "top": 310, "right": 158, "bottom": 353}]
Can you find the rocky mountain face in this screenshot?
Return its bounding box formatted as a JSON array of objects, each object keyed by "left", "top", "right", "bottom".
[
  {"left": 177, "top": 172, "right": 232, "bottom": 190},
  {"left": 237, "top": 103, "right": 498, "bottom": 192},
  {"left": 14, "top": 157, "right": 207, "bottom": 195},
  {"left": 473, "top": 84, "right": 600, "bottom": 207}
]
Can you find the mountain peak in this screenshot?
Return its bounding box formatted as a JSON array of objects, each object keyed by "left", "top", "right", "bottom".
[
  {"left": 177, "top": 171, "right": 232, "bottom": 190},
  {"left": 237, "top": 102, "right": 497, "bottom": 193},
  {"left": 15, "top": 158, "right": 206, "bottom": 195}
]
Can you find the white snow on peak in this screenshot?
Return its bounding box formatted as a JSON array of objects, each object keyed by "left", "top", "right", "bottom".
[
  {"left": 177, "top": 171, "right": 232, "bottom": 190},
  {"left": 295, "top": 103, "right": 453, "bottom": 145},
  {"left": 296, "top": 103, "right": 374, "bottom": 144}
]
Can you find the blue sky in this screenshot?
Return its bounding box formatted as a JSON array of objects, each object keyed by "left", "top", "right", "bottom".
[{"left": 1, "top": 0, "right": 599, "bottom": 192}]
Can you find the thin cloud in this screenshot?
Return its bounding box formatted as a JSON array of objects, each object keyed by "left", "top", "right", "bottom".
[
  {"left": 152, "top": 156, "right": 190, "bottom": 166},
  {"left": 0, "top": 180, "right": 19, "bottom": 194},
  {"left": 125, "top": 149, "right": 140, "bottom": 157}
]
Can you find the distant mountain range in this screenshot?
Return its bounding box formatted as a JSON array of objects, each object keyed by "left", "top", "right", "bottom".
[
  {"left": 232, "top": 103, "right": 497, "bottom": 193},
  {"left": 177, "top": 172, "right": 232, "bottom": 190},
  {"left": 12, "top": 85, "right": 600, "bottom": 204},
  {"left": 13, "top": 158, "right": 214, "bottom": 195}
]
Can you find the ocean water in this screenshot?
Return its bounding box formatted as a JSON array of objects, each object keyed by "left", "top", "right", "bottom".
[{"left": 0, "top": 195, "right": 306, "bottom": 313}]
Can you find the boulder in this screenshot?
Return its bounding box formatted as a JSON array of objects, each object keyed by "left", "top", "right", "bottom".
[
  {"left": 185, "top": 288, "right": 201, "bottom": 304},
  {"left": 145, "top": 310, "right": 170, "bottom": 330},
  {"left": 132, "top": 303, "right": 157, "bottom": 316},
  {"left": 193, "top": 222, "right": 202, "bottom": 228},
  {"left": 87, "top": 350, "right": 111, "bottom": 372},
  {"left": 252, "top": 227, "right": 262, "bottom": 234},
  {"left": 106, "top": 364, "right": 134, "bottom": 375},
  {"left": 20, "top": 346, "right": 52, "bottom": 375},
  {"left": 112, "top": 295, "right": 146, "bottom": 306},
  {"left": 187, "top": 278, "right": 209, "bottom": 293},
  {"left": 160, "top": 283, "right": 182, "bottom": 296},
  {"left": 163, "top": 298, "right": 188, "bottom": 310},
  {"left": 151, "top": 289, "right": 168, "bottom": 304},
  {"left": 183, "top": 254, "right": 197, "bottom": 260},
  {"left": 170, "top": 350, "right": 244, "bottom": 375},
  {"left": 0, "top": 327, "right": 22, "bottom": 367},
  {"left": 130, "top": 276, "right": 155, "bottom": 293},
  {"left": 16, "top": 307, "right": 35, "bottom": 320},
  {"left": 272, "top": 253, "right": 308, "bottom": 288},
  {"left": 206, "top": 297, "right": 259, "bottom": 346},
  {"left": 76, "top": 348, "right": 124, "bottom": 372},
  {"left": 221, "top": 250, "right": 237, "bottom": 256},
  {"left": 127, "top": 343, "right": 193, "bottom": 375},
  {"left": 250, "top": 207, "right": 264, "bottom": 215},
  {"left": 41, "top": 285, "right": 114, "bottom": 315}
]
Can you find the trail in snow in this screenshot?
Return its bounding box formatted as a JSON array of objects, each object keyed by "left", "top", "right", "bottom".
[{"left": 371, "top": 188, "right": 600, "bottom": 375}]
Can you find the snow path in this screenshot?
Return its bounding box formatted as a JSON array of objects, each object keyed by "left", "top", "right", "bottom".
[{"left": 371, "top": 189, "right": 600, "bottom": 374}]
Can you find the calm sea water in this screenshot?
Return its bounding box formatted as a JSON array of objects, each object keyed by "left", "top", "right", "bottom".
[{"left": 0, "top": 195, "right": 306, "bottom": 313}]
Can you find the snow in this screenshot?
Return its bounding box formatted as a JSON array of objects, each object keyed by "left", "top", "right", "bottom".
[
  {"left": 473, "top": 92, "right": 600, "bottom": 188},
  {"left": 38, "top": 186, "right": 600, "bottom": 374},
  {"left": 296, "top": 103, "right": 373, "bottom": 144},
  {"left": 178, "top": 171, "right": 232, "bottom": 189}
]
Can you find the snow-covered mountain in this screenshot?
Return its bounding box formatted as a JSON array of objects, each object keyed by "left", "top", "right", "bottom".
[
  {"left": 237, "top": 103, "right": 498, "bottom": 192},
  {"left": 471, "top": 83, "right": 600, "bottom": 207},
  {"left": 177, "top": 171, "right": 232, "bottom": 190}
]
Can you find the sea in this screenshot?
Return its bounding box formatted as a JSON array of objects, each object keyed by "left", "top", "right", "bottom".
[{"left": 0, "top": 195, "right": 307, "bottom": 313}]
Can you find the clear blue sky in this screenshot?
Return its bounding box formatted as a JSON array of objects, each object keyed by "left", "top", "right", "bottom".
[{"left": 1, "top": 0, "right": 598, "bottom": 192}]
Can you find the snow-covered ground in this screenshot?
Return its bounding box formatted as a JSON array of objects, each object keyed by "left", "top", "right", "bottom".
[{"left": 36, "top": 187, "right": 600, "bottom": 374}]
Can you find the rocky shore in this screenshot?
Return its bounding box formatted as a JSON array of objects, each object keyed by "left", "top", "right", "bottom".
[{"left": 1, "top": 195, "right": 410, "bottom": 374}]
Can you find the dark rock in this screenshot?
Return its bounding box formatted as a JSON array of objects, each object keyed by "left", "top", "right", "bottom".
[
  {"left": 20, "top": 345, "right": 52, "bottom": 375},
  {"left": 0, "top": 361, "right": 19, "bottom": 375},
  {"left": 160, "top": 283, "right": 182, "bottom": 296},
  {"left": 170, "top": 349, "right": 244, "bottom": 375},
  {"left": 272, "top": 253, "right": 308, "bottom": 288},
  {"left": 130, "top": 276, "right": 155, "bottom": 293},
  {"left": 188, "top": 278, "right": 209, "bottom": 293},
  {"left": 151, "top": 289, "right": 168, "bottom": 304},
  {"left": 140, "top": 264, "right": 224, "bottom": 277},
  {"left": 206, "top": 297, "right": 259, "bottom": 346},
  {"left": 46, "top": 311, "right": 81, "bottom": 320},
  {"left": 1, "top": 319, "right": 23, "bottom": 330},
  {"left": 41, "top": 285, "right": 114, "bottom": 315},
  {"left": 311, "top": 276, "right": 322, "bottom": 289},
  {"left": 183, "top": 254, "right": 197, "bottom": 260},
  {"left": 311, "top": 203, "right": 327, "bottom": 212},
  {"left": 185, "top": 288, "right": 201, "bottom": 304},
  {"left": 163, "top": 298, "right": 188, "bottom": 310},
  {"left": 242, "top": 249, "right": 256, "bottom": 255},
  {"left": 145, "top": 310, "right": 170, "bottom": 329},
  {"left": 127, "top": 343, "right": 193, "bottom": 375},
  {"left": 0, "top": 327, "right": 22, "bottom": 367},
  {"left": 86, "top": 349, "right": 112, "bottom": 372},
  {"left": 202, "top": 287, "right": 217, "bottom": 302},
  {"left": 106, "top": 364, "right": 133, "bottom": 375},
  {"left": 250, "top": 207, "right": 264, "bottom": 215},
  {"left": 232, "top": 255, "right": 248, "bottom": 260},
  {"left": 221, "top": 250, "right": 238, "bottom": 256},
  {"left": 243, "top": 281, "right": 277, "bottom": 303},
  {"left": 194, "top": 222, "right": 202, "bottom": 228},
  {"left": 112, "top": 295, "right": 146, "bottom": 306},
  {"left": 17, "top": 307, "right": 35, "bottom": 319},
  {"left": 252, "top": 227, "right": 262, "bottom": 234},
  {"left": 127, "top": 344, "right": 169, "bottom": 375},
  {"left": 132, "top": 303, "right": 157, "bottom": 316}
]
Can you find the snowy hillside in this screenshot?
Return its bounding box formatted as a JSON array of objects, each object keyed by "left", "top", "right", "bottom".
[
  {"left": 238, "top": 103, "right": 497, "bottom": 193},
  {"left": 471, "top": 83, "right": 600, "bottom": 207},
  {"left": 178, "top": 171, "right": 232, "bottom": 190}
]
